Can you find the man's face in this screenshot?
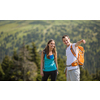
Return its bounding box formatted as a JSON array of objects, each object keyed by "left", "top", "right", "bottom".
[{"left": 62, "top": 37, "right": 70, "bottom": 46}]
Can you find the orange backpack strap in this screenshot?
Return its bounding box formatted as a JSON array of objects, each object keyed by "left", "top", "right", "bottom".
[
  {"left": 70, "top": 45, "right": 78, "bottom": 66},
  {"left": 70, "top": 45, "right": 76, "bottom": 57}
]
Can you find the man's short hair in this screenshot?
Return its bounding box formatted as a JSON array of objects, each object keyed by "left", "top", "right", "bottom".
[{"left": 62, "top": 35, "right": 69, "bottom": 40}]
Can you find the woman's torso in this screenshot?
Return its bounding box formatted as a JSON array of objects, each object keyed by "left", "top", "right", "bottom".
[{"left": 43, "top": 54, "right": 57, "bottom": 72}]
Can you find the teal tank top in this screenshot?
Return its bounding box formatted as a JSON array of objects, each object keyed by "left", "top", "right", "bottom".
[{"left": 43, "top": 54, "right": 57, "bottom": 72}]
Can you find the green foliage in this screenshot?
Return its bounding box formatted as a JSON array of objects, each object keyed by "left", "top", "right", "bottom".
[
  {"left": 0, "top": 20, "right": 99, "bottom": 74},
  {"left": 31, "top": 42, "right": 41, "bottom": 68},
  {"left": 13, "top": 43, "right": 37, "bottom": 81},
  {"left": 56, "top": 56, "right": 66, "bottom": 81},
  {"left": 0, "top": 42, "right": 100, "bottom": 81},
  {"left": 30, "top": 42, "right": 41, "bottom": 81},
  {"left": 1, "top": 55, "right": 14, "bottom": 80},
  {"left": 0, "top": 64, "right": 5, "bottom": 80},
  {"left": 92, "top": 68, "right": 100, "bottom": 81},
  {"left": 0, "top": 43, "right": 38, "bottom": 81},
  {"left": 80, "top": 67, "right": 92, "bottom": 81},
  {"left": 0, "top": 20, "right": 100, "bottom": 80}
]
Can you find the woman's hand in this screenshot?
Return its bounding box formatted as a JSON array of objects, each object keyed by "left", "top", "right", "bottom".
[
  {"left": 40, "top": 70, "right": 44, "bottom": 77},
  {"left": 57, "top": 71, "right": 59, "bottom": 75}
]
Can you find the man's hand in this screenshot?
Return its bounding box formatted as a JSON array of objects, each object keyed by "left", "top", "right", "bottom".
[
  {"left": 65, "top": 68, "right": 67, "bottom": 77},
  {"left": 81, "top": 39, "right": 86, "bottom": 44}
]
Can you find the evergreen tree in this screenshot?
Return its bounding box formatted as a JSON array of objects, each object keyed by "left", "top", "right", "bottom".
[
  {"left": 0, "top": 63, "right": 5, "bottom": 80},
  {"left": 80, "top": 67, "right": 92, "bottom": 81},
  {"left": 13, "top": 42, "right": 37, "bottom": 81},
  {"left": 57, "top": 56, "right": 66, "bottom": 81},
  {"left": 92, "top": 68, "right": 100, "bottom": 81},
  {"left": 1, "top": 54, "right": 19, "bottom": 81},
  {"left": 85, "top": 69, "right": 92, "bottom": 81},
  {"left": 30, "top": 42, "right": 41, "bottom": 81},
  {"left": 11, "top": 49, "right": 23, "bottom": 81},
  {"left": 1, "top": 55, "right": 11, "bottom": 80},
  {"left": 31, "top": 42, "right": 40, "bottom": 67},
  {"left": 12, "top": 49, "right": 18, "bottom": 61}
]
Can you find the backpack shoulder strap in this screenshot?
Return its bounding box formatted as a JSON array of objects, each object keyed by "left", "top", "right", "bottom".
[
  {"left": 70, "top": 45, "right": 76, "bottom": 57},
  {"left": 70, "top": 45, "right": 79, "bottom": 66}
]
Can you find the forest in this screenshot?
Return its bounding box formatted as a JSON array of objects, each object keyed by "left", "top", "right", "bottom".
[{"left": 0, "top": 20, "right": 100, "bottom": 81}]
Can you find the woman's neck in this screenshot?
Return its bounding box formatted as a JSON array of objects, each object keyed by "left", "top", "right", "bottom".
[
  {"left": 49, "top": 48, "right": 53, "bottom": 52},
  {"left": 49, "top": 48, "right": 53, "bottom": 55}
]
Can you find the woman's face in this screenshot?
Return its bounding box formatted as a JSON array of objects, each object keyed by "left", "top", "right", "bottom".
[{"left": 48, "top": 41, "right": 55, "bottom": 49}]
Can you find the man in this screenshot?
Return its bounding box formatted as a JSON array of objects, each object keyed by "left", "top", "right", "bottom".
[{"left": 62, "top": 35, "right": 86, "bottom": 81}]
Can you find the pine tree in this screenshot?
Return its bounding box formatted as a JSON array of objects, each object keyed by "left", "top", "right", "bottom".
[
  {"left": 30, "top": 42, "right": 41, "bottom": 81},
  {"left": 12, "top": 49, "right": 18, "bottom": 61},
  {"left": 80, "top": 67, "right": 92, "bottom": 81},
  {"left": 80, "top": 67, "right": 87, "bottom": 81},
  {"left": 1, "top": 53, "right": 19, "bottom": 81},
  {"left": 57, "top": 56, "right": 66, "bottom": 81},
  {"left": 85, "top": 69, "right": 92, "bottom": 81},
  {"left": 13, "top": 42, "right": 37, "bottom": 81},
  {"left": 92, "top": 68, "right": 100, "bottom": 81},
  {"left": 31, "top": 42, "right": 40, "bottom": 67},
  {"left": 0, "top": 63, "right": 5, "bottom": 80},
  {"left": 11, "top": 49, "right": 23, "bottom": 81},
  {"left": 1, "top": 55, "right": 11, "bottom": 80}
]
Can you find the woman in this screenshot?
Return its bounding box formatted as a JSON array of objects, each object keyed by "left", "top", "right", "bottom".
[{"left": 40, "top": 39, "right": 58, "bottom": 81}]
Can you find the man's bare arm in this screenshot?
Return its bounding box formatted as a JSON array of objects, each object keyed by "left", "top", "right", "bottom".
[{"left": 75, "top": 39, "right": 86, "bottom": 47}]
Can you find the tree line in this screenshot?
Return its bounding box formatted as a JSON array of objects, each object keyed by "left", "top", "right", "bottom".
[
  {"left": 0, "top": 20, "right": 100, "bottom": 74},
  {"left": 0, "top": 42, "right": 100, "bottom": 81}
]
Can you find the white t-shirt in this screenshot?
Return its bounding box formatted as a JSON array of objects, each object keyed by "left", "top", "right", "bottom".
[{"left": 66, "top": 43, "right": 79, "bottom": 70}]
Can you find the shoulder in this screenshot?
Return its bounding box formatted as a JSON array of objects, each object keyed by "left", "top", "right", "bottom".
[
  {"left": 72, "top": 43, "right": 76, "bottom": 46},
  {"left": 41, "top": 50, "right": 46, "bottom": 55},
  {"left": 72, "top": 43, "right": 77, "bottom": 48},
  {"left": 43, "top": 49, "right": 46, "bottom": 54},
  {"left": 72, "top": 43, "right": 78, "bottom": 52}
]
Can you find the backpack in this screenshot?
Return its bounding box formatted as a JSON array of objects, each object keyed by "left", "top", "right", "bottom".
[{"left": 70, "top": 45, "right": 85, "bottom": 67}]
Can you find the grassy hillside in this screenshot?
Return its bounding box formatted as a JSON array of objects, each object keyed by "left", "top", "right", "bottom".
[{"left": 0, "top": 20, "right": 100, "bottom": 74}]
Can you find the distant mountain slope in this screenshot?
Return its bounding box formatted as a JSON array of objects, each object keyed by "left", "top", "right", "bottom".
[{"left": 0, "top": 20, "right": 100, "bottom": 73}]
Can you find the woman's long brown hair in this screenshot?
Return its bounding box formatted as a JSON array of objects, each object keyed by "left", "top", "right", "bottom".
[{"left": 43, "top": 39, "right": 57, "bottom": 60}]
